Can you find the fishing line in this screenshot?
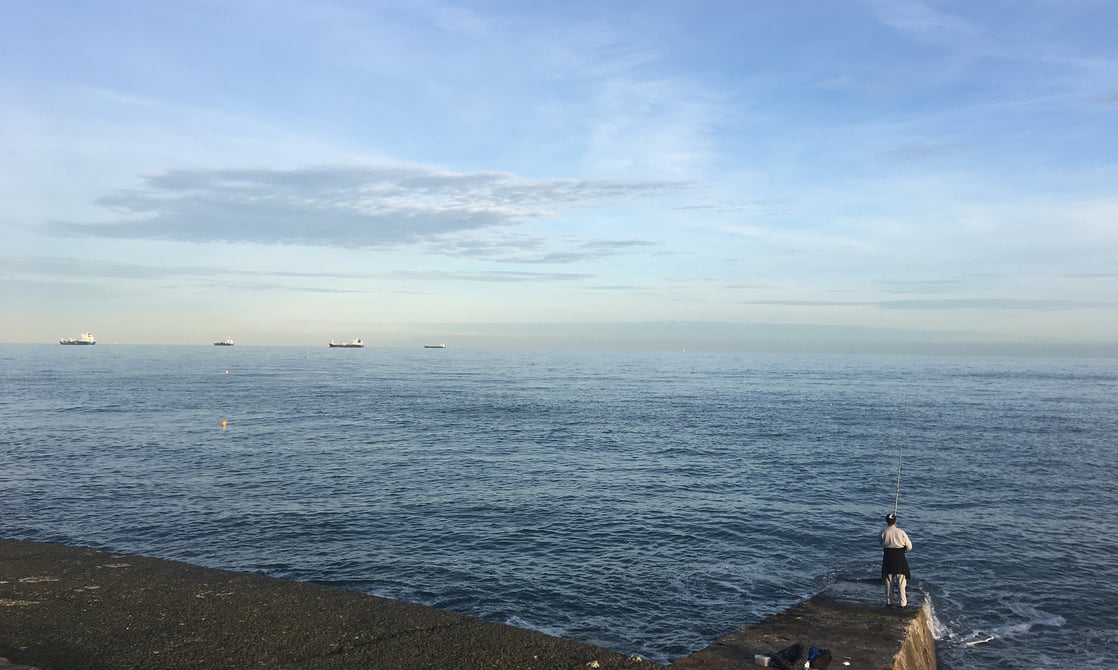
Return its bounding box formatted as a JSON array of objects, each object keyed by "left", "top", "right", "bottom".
[{"left": 893, "top": 448, "right": 903, "bottom": 516}]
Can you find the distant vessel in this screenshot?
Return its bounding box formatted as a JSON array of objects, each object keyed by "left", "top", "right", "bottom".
[
  {"left": 329, "top": 338, "right": 364, "bottom": 348},
  {"left": 424, "top": 343, "right": 446, "bottom": 349},
  {"left": 214, "top": 338, "right": 235, "bottom": 346},
  {"left": 60, "top": 332, "right": 96, "bottom": 345}
]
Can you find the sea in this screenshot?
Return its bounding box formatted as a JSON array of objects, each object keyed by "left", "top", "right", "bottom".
[{"left": 1, "top": 344, "right": 1116, "bottom": 669}]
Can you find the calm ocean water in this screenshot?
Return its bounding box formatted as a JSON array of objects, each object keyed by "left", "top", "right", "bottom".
[{"left": 1, "top": 344, "right": 1116, "bottom": 668}]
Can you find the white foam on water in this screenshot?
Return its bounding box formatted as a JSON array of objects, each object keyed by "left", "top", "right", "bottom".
[
  {"left": 714, "top": 579, "right": 747, "bottom": 594},
  {"left": 1000, "top": 603, "right": 1066, "bottom": 636},
  {"left": 504, "top": 614, "right": 569, "bottom": 639},
  {"left": 983, "top": 604, "right": 1068, "bottom": 639},
  {"left": 925, "top": 595, "right": 951, "bottom": 642},
  {"left": 942, "top": 601, "right": 1068, "bottom": 660},
  {"left": 666, "top": 575, "right": 735, "bottom": 607},
  {"left": 669, "top": 576, "right": 692, "bottom": 599}
]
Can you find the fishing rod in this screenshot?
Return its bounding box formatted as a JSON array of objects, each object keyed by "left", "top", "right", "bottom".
[{"left": 893, "top": 449, "right": 903, "bottom": 517}]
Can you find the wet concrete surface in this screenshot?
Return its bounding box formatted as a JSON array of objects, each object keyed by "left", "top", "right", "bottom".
[
  {"left": 0, "top": 540, "right": 655, "bottom": 670},
  {"left": 671, "top": 580, "right": 935, "bottom": 670}
]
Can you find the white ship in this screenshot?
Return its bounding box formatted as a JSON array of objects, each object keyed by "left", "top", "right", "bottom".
[
  {"left": 329, "top": 338, "right": 365, "bottom": 348},
  {"left": 60, "top": 332, "right": 96, "bottom": 345}
]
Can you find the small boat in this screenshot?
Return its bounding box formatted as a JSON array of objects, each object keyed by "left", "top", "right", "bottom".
[
  {"left": 424, "top": 343, "right": 446, "bottom": 349},
  {"left": 213, "top": 338, "right": 235, "bottom": 346},
  {"left": 60, "top": 332, "right": 96, "bottom": 345},
  {"left": 329, "top": 338, "right": 365, "bottom": 348}
]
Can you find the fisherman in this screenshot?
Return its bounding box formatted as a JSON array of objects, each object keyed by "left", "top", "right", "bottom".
[{"left": 880, "top": 512, "right": 912, "bottom": 607}]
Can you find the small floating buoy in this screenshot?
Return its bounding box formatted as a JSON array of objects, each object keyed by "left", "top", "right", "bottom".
[{"left": 221, "top": 420, "right": 227, "bottom": 429}]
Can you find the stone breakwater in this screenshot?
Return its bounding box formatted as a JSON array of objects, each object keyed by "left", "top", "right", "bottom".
[
  {"left": 672, "top": 580, "right": 936, "bottom": 670},
  {"left": 1, "top": 540, "right": 934, "bottom": 669},
  {"left": 0, "top": 540, "right": 652, "bottom": 670}
]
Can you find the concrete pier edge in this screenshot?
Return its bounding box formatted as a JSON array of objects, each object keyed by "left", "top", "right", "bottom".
[
  {"left": 672, "top": 582, "right": 936, "bottom": 670},
  {"left": 1, "top": 540, "right": 934, "bottom": 669}
]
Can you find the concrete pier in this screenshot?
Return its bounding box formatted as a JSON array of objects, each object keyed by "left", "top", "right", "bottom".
[
  {"left": 1, "top": 540, "right": 935, "bottom": 669},
  {"left": 0, "top": 540, "right": 652, "bottom": 670},
  {"left": 672, "top": 580, "right": 936, "bottom": 670}
]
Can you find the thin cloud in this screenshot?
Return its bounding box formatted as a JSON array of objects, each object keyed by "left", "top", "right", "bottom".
[
  {"left": 583, "top": 76, "right": 721, "bottom": 178},
  {"left": 1, "top": 256, "right": 394, "bottom": 296},
  {"left": 425, "top": 235, "right": 656, "bottom": 264},
  {"left": 879, "top": 298, "right": 1107, "bottom": 310},
  {"left": 1092, "top": 90, "right": 1118, "bottom": 105},
  {"left": 672, "top": 198, "right": 793, "bottom": 216},
  {"left": 3, "top": 256, "right": 175, "bottom": 280},
  {"left": 0, "top": 256, "right": 371, "bottom": 282},
  {"left": 861, "top": 0, "right": 977, "bottom": 42},
  {"left": 393, "top": 270, "right": 592, "bottom": 283},
  {"left": 582, "top": 284, "right": 644, "bottom": 291},
  {"left": 198, "top": 280, "right": 373, "bottom": 295},
  {"left": 1062, "top": 272, "right": 1118, "bottom": 279},
  {"left": 739, "top": 299, "right": 874, "bottom": 307},
  {"left": 879, "top": 279, "right": 968, "bottom": 294},
  {"left": 46, "top": 165, "right": 687, "bottom": 249},
  {"left": 426, "top": 5, "right": 491, "bottom": 36},
  {"left": 737, "top": 298, "right": 1105, "bottom": 310},
  {"left": 876, "top": 142, "right": 954, "bottom": 162}
]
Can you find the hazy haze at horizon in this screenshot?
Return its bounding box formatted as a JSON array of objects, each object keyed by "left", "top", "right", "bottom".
[{"left": 3, "top": 1, "right": 1116, "bottom": 353}]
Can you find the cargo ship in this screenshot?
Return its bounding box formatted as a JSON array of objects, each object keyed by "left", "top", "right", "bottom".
[
  {"left": 214, "top": 338, "right": 235, "bottom": 346},
  {"left": 60, "top": 332, "right": 96, "bottom": 345},
  {"left": 329, "top": 338, "right": 364, "bottom": 348}
]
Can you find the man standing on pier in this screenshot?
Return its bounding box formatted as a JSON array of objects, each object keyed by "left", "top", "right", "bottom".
[{"left": 881, "top": 513, "right": 912, "bottom": 607}]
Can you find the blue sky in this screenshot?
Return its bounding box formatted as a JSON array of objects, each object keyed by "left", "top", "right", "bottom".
[{"left": 2, "top": 0, "right": 1116, "bottom": 352}]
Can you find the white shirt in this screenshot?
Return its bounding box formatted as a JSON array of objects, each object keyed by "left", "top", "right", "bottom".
[{"left": 880, "top": 526, "right": 912, "bottom": 551}]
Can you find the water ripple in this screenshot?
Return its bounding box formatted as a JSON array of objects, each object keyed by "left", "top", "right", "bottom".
[{"left": 1, "top": 346, "right": 1116, "bottom": 669}]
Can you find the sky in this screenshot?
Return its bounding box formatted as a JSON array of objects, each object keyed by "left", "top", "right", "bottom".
[{"left": 2, "top": 0, "right": 1116, "bottom": 353}]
